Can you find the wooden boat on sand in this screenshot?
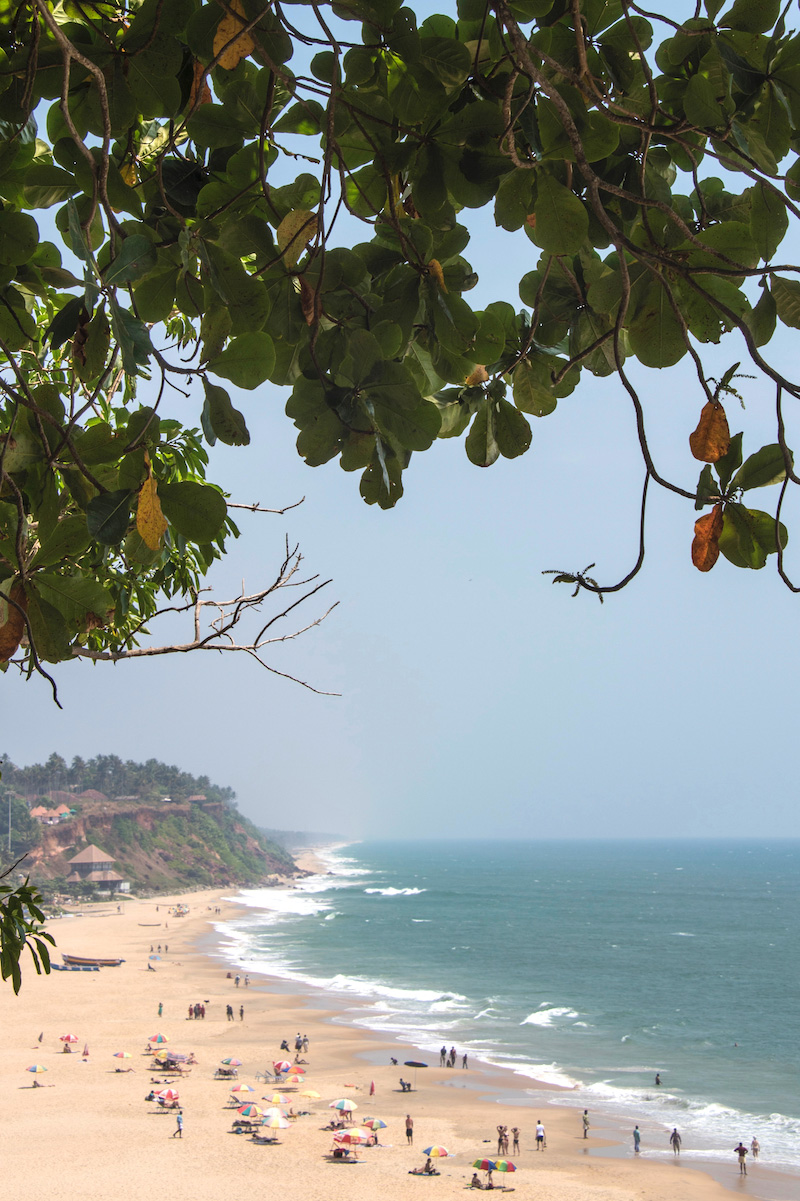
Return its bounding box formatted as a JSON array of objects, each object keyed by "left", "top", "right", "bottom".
[{"left": 60, "top": 955, "right": 123, "bottom": 965}]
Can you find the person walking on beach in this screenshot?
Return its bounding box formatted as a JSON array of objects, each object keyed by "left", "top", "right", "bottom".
[
  {"left": 158, "top": 1002, "right": 162, "bottom": 1017},
  {"left": 751, "top": 1137, "right": 760, "bottom": 1160},
  {"left": 735, "top": 1142, "right": 748, "bottom": 1174},
  {"left": 633, "top": 1125, "right": 641, "bottom": 1153},
  {"left": 511, "top": 1127, "right": 520, "bottom": 1154},
  {"left": 497, "top": 1125, "right": 507, "bottom": 1154},
  {"left": 235, "top": 975, "right": 240, "bottom": 987},
  {"left": 535, "top": 1120, "right": 546, "bottom": 1150},
  {"left": 239, "top": 1005, "right": 244, "bottom": 1021},
  {"left": 583, "top": 1110, "right": 590, "bottom": 1138},
  {"left": 440, "top": 1045, "right": 447, "bottom": 1067},
  {"left": 405, "top": 1115, "right": 413, "bottom": 1144},
  {"left": 669, "top": 1128, "right": 681, "bottom": 1155},
  {"left": 462, "top": 1052, "right": 468, "bottom": 1069},
  {"left": 172, "top": 1112, "right": 183, "bottom": 1139}
]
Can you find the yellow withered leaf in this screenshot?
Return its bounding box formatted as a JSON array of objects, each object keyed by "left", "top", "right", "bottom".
[
  {"left": 213, "top": 0, "right": 255, "bottom": 71},
  {"left": 465, "top": 365, "right": 489, "bottom": 386},
  {"left": 689, "top": 400, "right": 730, "bottom": 463},
  {"left": 427, "top": 259, "right": 447, "bottom": 292},
  {"left": 276, "top": 209, "right": 317, "bottom": 268},
  {"left": 691, "top": 503, "right": 724, "bottom": 572},
  {"left": 120, "top": 161, "right": 138, "bottom": 187},
  {"left": 137, "top": 475, "right": 168, "bottom": 551}
]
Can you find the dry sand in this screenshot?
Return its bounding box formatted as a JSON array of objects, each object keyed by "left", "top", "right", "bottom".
[{"left": 0, "top": 883, "right": 764, "bottom": 1201}]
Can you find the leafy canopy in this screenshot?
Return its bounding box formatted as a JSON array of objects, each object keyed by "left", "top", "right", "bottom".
[{"left": 2, "top": 0, "right": 800, "bottom": 686}]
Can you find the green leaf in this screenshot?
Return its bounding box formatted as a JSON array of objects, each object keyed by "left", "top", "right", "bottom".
[
  {"left": 714, "top": 431, "right": 743, "bottom": 491},
  {"left": 719, "top": 502, "right": 787, "bottom": 568},
  {"left": 770, "top": 274, "right": 800, "bottom": 328},
  {"left": 493, "top": 397, "right": 532, "bottom": 458},
  {"left": 719, "top": 0, "right": 780, "bottom": 34},
  {"left": 0, "top": 211, "right": 38, "bottom": 264},
  {"left": 512, "top": 359, "right": 557, "bottom": 417},
  {"left": 531, "top": 175, "right": 588, "bottom": 255},
  {"left": 207, "top": 332, "right": 276, "bottom": 389},
  {"left": 628, "top": 280, "right": 687, "bottom": 368},
  {"left": 465, "top": 400, "right": 499, "bottom": 467},
  {"left": 683, "top": 74, "right": 726, "bottom": 128},
  {"left": 133, "top": 267, "right": 178, "bottom": 323},
  {"left": 695, "top": 463, "right": 720, "bottom": 510},
  {"left": 732, "top": 444, "right": 790, "bottom": 490},
  {"left": 24, "top": 588, "right": 72, "bottom": 662},
  {"left": 34, "top": 573, "right": 112, "bottom": 633},
  {"left": 86, "top": 490, "right": 133, "bottom": 545},
  {"left": 750, "top": 182, "right": 788, "bottom": 261},
  {"left": 46, "top": 296, "right": 86, "bottom": 349},
  {"left": 31, "top": 516, "right": 92, "bottom": 569},
  {"left": 158, "top": 481, "right": 227, "bottom": 542},
  {"left": 73, "top": 422, "right": 122, "bottom": 465},
  {"left": 202, "top": 379, "right": 251, "bottom": 446},
  {"left": 103, "top": 236, "right": 158, "bottom": 286}
]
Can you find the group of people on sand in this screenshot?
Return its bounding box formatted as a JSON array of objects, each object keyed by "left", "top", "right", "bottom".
[
  {"left": 495, "top": 1124, "right": 522, "bottom": 1154},
  {"left": 439, "top": 1045, "right": 467, "bottom": 1068}
]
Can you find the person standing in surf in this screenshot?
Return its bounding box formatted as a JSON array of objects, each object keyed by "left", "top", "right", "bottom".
[
  {"left": 735, "top": 1142, "right": 748, "bottom": 1174},
  {"left": 582, "top": 1110, "right": 590, "bottom": 1139},
  {"left": 669, "top": 1128, "right": 681, "bottom": 1155},
  {"left": 633, "top": 1126, "right": 641, "bottom": 1153}
]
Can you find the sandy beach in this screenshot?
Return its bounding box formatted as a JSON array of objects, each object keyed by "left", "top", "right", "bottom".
[{"left": 2, "top": 878, "right": 781, "bottom": 1201}]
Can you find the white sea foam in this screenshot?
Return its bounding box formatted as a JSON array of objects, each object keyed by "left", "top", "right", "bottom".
[
  {"left": 521, "top": 1006, "right": 580, "bottom": 1027},
  {"left": 670, "top": 931, "right": 696, "bottom": 937},
  {"left": 364, "top": 886, "right": 427, "bottom": 896}
]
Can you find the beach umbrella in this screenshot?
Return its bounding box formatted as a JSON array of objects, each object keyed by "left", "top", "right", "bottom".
[
  {"left": 329, "top": 1098, "right": 357, "bottom": 1112},
  {"left": 472, "top": 1159, "right": 496, "bottom": 1172},
  {"left": 156, "top": 1088, "right": 180, "bottom": 1102},
  {"left": 237, "top": 1103, "right": 264, "bottom": 1118},
  {"left": 265, "top": 1092, "right": 291, "bottom": 1105},
  {"left": 363, "top": 1118, "right": 388, "bottom": 1130},
  {"left": 284, "top": 1074, "right": 305, "bottom": 1085},
  {"left": 262, "top": 1106, "right": 289, "bottom": 1121},
  {"left": 493, "top": 1160, "right": 517, "bottom": 1173},
  {"left": 286, "top": 1064, "right": 305, "bottom": 1074},
  {"left": 148, "top": 954, "right": 160, "bottom": 960},
  {"left": 221, "top": 1057, "right": 242, "bottom": 1066},
  {"left": 60, "top": 1034, "right": 79, "bottom": 1043},
  {"left": 273, "top": 1060, "right": 292, "bottom": 1074},
  {"left": 113, "top": 1052, "right": 132, "bottom": 1060},
  {"left": 300, "top": 1089, "right": 321, "bottom": 1099},
  {"left": 334, "top": 1127, "right": 371, "bottom": 1145},
  {"left": 423, "top": 1145, "right": 452, "bottom": 1157},
  {"left": 262, "top": 1114, "right": 291, "bottom": 1130},
  {"left": 26, "top": 1065, "right": 47, "bottom": 1073},
  {"left": 231, "top": 1084, "right": 256, "bottom": 1095},
  {"left": 404, "top": 1059, "right": 428, "bottom": 1087},
  {"left": 149, "top": 1034, "right": 169, "bottom": 1044}
]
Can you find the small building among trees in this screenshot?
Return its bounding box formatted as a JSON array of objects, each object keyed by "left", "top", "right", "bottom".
[{"left": 65, "top": 844, "right": 129, "bottom": 893}]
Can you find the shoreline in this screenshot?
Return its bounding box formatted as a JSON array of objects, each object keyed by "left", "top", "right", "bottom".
[
  {"left": 2, "top": 879, "right": 790, "bottom": 1201},
  {"left": 214, "top": 852, "right": 798, "bottom": 1201}
]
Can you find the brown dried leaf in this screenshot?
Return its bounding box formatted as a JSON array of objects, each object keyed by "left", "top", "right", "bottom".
[
  {"left": 72, "top": 310, "right": 91, "bottom": 369},
  {"left": 299, "top": 278, "right": 318, "bottom": 326},
  {"left": 189, "top": 60, "right": 212, "bottom": 108},
  {"left": 213, "top": 0, "right": 255, "bottom": 70},
  {"left": 689, "top": 400, "right": 730, "bottom": 462},
  {"left": 0, "top": 581, "right": 27, "bottom": 662},
  {"left": 136, "top": 474, "right": 168, "bottom": 551},
  {"left": 465, "top": 365, "right": 489, "bottom": 386},
  {"left": 427, "top": 259, "right": 447, "bottom": 292},
  {"left": 691, "top": 503, "right": 724, "bottom": 572}
]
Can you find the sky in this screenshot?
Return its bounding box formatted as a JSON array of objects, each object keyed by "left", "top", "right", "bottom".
[{"left": 4, "top": 1, "right": 800, "bottom": 841}]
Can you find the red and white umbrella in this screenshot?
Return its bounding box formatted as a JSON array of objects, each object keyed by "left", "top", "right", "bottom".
[
  {"left": 273, "top": 1060, "right": 292, "bottom": 1074},
  {"left": 157, "top": 1088, "right": 180, "bottom": 1102},
  {"left": 334, "top": 1127, "right": 371, "bottom": 1145},
  {"left": 60, "top": 1034, "right": 79, "bottom": 1043}
]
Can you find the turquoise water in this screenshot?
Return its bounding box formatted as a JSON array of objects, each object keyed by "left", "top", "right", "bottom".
[{"left": 218, "top": 839, "right": 800, "bottom": 1173}]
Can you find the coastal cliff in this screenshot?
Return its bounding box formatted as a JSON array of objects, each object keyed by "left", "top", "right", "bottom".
[{"left": 25, "top": 798, "right": 298, "bottom": 894}]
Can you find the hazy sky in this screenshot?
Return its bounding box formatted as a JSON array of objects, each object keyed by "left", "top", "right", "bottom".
[{"left": 5, "top": 2, "right": 800, "bottom": 841}]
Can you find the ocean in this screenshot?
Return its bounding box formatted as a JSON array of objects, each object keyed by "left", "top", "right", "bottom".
[{"left": 215, "top": 839, "right": 800, "bottom": 1179}]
